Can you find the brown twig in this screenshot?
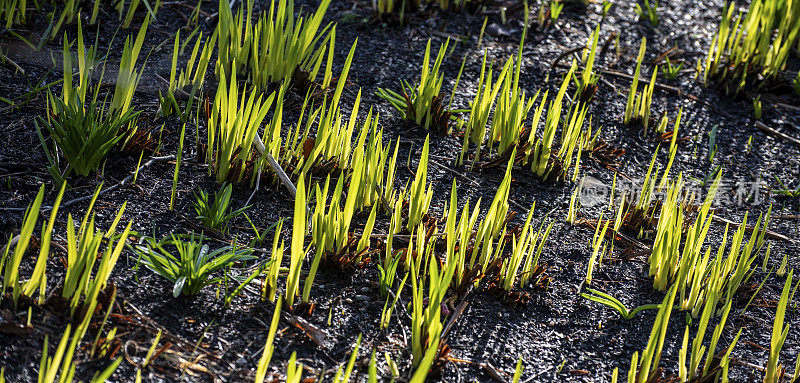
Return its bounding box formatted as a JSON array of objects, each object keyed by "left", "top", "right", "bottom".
[
  {"left": 549, "top": 46, "right": 585, "bottom": 77},
  {"left": 711, "top": 215, "right": 796, "bottom": 244},
  {"left": 754, "top": 121, "right": 800, "bottom": 147},
  {"left": 441, "top": 299, "right": 469, "bottom": 341},
  {"left": 1, "top": 155, "right": 176, "bottom": 213},
  {"left": 264, "top": 153, "right": 297, "bottom": 197}
]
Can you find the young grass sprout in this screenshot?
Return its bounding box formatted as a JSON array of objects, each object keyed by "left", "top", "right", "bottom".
[
  {"left": 377, "top": 39, "right": 460, "bottom": 133},
  {"left": 635, "top": 0, "right": 659, "bottom": 27},
  {"left": 132, "top": 233, "right": 255, "bottom": 297},
  {"left": 703, "top": 0, "right": 800, "bottom": 95},
  {"left": 193, "top": 183, "right": 249, "bottom": 233},
  {"left": 623, "top": 38, "right": 656, "bottom": 133},
  {"left": 216, "top": 0, "right": 335, "bottom": 93},
  {"left": 764, "top": 269, "right": 793, "bottom": 383}
]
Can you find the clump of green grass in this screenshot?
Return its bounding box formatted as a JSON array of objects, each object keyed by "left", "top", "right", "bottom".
[
  {"left": 38, "top": 322, "right": 123, "bottom": 383},
  {"left": 410, "top": 252, "right": 454, "bottom": 369},
  {"left": 293, "top": 45, "right": 361, "bottom": 172},
  {"left": 623, "top": 37, "right": 657, "bottom": 133},
  {"left": 110, "top": 17, "right": 150, "bottom": 116},
  {"left": 38, "top": 98, "right": 138, "bottom": 178},
  {"left": 650, "top": 171, "right": 771, "bottom": 315},
  {"left": 1, "top": 184, "right": 64, "bottom": 305},
  {"left": 606, "top": 117, "right": 682, "bottom": 236},
  {"left": 377, "top": 39, "right": 462, "bottom": 133},
  {"left": 349, "top": 123, "right": 400, "bottom": 212},
  {"left": 774, "top": 176, "right": 800, "bottom": 198},
  {"left": 457, "top": 31, "right": 591, "bottom": 183},
  {"left": 206, "top": 66, "right": 279, "bottom": 184},
  {"left": 549, "top": 1, "right": 564, "bottom": 22},
  {"left": 575, "top": 25, "right": 600, "bottom": 103},
  {"left": 703, "top": 0, "right": 800, "bottom": 96},
  {"left": 131, "top": 233, "right": 255, "bottom": 297},
  {"left": 1, "top": 0, "right": 27, "bottom": 27},
  {"left": 37, "top": 18, "right": 152, "bottom": 180},
  {"left": 60, "top": 185, "right": 133, "bottom": 316},
  {"left": 160, "top": 31, "right": 215, "bottom": 120},
  {"left": 661, "top": 58, "right": 683, "bottom": 81},
  {"left": 256, "top": 41, "right": 359, "bottom": 179},
  {"left": 525, "top": 65, "right": 590, "bottom": 182},
  {"left": 1, "top": 189, "right": 130, "bottom": 383},
  {"left": 286, "top": 352, "right": 304, "bottom": 382},
  {"left": 497, "top": 201, "right": 552, "bottom": 292},
  {"left": 487, "top": 28, "right": 537, "bottom": 157},
  {"left": 649, "top": 173, "right": 715, "bottom": 291},
  {"left": 460, "top": 50, "right": 510, "bottom": 164},
  {"left": 635, "top": 0, "right": 659, "bottom": 27},
  {"left": 193, "top": 183, "right": 249, "bottom": 233},
  {"left": 677, "top": 289, "right": 740, "bottom": 381},
  {"left": 216, "top": 0, "right": 335, "bottom": 93},
  {"left": 2, "top": 182, "right": 133, "bottom": 320},
  {"left": 308, "top": 169, "right": 376, "bottom": 275},
  {"left": 468, "top": 155, "right": 514, "bottom": 274}
]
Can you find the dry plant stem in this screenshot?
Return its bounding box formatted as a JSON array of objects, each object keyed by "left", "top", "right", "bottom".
[
  {"left": 711, "top": 215, "right": 796, "bottom": 244},
  {"left": 251, "top": 134, "right": 296, "bottom": 197},
  {"left": 770, "top": 102, "right": 800, "bottom": 112},
  {"left": 124, "top": 300, "right": 217, "bottom": 358},
  {"left": 0, "top": 50, "right": 25, "bottom": 74},
  {"left": 155, "top": 74, "right": 202, "bottom": 102},
  {"left": 549, "top": 46, "right": 585, "bottom": 76},
  {"left": 754, "top": 121, "right": 800, "bottom": 147},
  {"left": 483, "top": 363, "right": 507, "bottom": 383},
  {"left": 264, "top": 153, "right": 296, "bottom": 197},
  {"left": 441, "top": 296, "right": 470, "bottom": 341},
  {"left": 429, "top": 158, "right": 480, "bottom": 186},
  {"left": 596, "top": 33, "right": 618, "bottom": 68},
  {"left": 1, "top": 155, "right": 176, "bottom": 213},
  {"left": 554, "top": 62, "right": 688, "bottom": 97},
  {"left": 3, "top": 235, "right": 20, "bottom": 251}
]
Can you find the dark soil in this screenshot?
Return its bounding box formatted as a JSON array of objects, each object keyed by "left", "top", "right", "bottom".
[{"left": 1, "top": 0, "right": 799, "bottom": 382}]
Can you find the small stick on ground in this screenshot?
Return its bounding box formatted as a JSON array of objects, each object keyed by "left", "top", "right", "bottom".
[
  {"left": 754, "top": 121, "right": 800, "bottom": 147},
  {"left": 549, "top": 46, "right": 585, "bottom": 79},
  {"left": 712, "top": 215, "right": 796, "bottom": 244},
  {"left": 252, "top": 134, "right": 296, "bottom": 198},
  {"left": 0, "top": 155, "right": 176, "bottom": 213},
  {"left": 483, "top": 362, "right": 508, "bottom": 383},
  {"left": 429, "top": 158, "right": 480, "bottom": 187},
  {"left": 264, "top": 153, "right": 297, "bottom": 197},
  {"left": 0, "top": 50, "right": 25, "bottom": 75},
  {"left": 442, "top": 299, "right": 469, "bottom": 341}
]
